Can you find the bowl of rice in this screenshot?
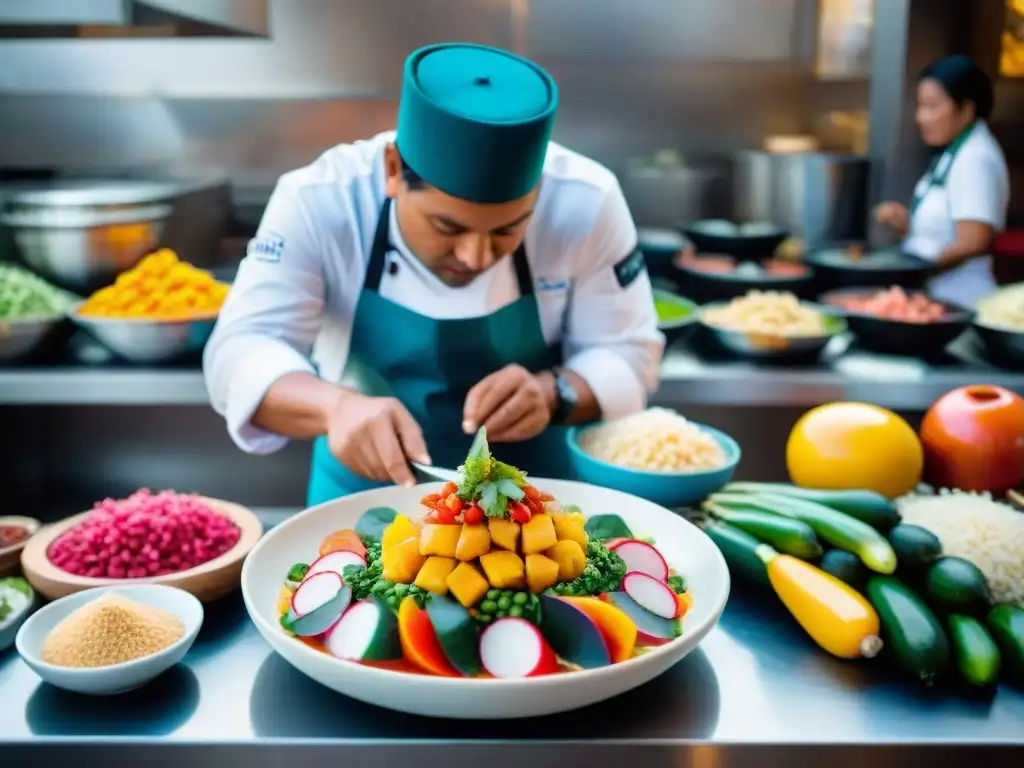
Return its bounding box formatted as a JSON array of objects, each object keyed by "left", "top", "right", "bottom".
[{"left": 566, "top": 408, "right": 741, "bottom": 507}]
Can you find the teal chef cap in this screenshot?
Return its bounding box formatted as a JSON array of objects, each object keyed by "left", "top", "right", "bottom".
[{"left": 396, "top": 43, "right": 559, "bottom": 204}]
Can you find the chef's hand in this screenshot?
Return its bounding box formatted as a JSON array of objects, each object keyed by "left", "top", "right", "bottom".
[
  {"left": 326, "top": 392, "right": 430, "bottom": 487},
  {"left": 875, "top": 201, "right": 909, "bottom": 233},
  {"left": 463, "top": 364, "right": 552, "bottom": 443}
]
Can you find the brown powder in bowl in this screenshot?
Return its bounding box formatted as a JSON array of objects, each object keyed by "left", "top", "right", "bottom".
[{"left": 41, "top": 593, "right": 185, "bottom": 668}]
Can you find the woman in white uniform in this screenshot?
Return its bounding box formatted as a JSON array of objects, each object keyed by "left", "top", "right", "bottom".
[
  {"left": 875, "top": 54, "right": 1010, "bottom": 307},
  {"left": 203, "top": 42, "right": 664, "bottom": 506}
]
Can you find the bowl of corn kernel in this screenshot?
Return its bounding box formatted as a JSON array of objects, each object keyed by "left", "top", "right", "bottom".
[{"left": 70, "top": 249, "right": 230, "bottom": 363}]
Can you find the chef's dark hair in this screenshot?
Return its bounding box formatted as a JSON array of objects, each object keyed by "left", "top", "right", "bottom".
[
  {"left": 398, "top": 152, "right": 429, "bottom": 191},
  {"left": 919, "top": 54, "right": 994, "bottom": 120}
]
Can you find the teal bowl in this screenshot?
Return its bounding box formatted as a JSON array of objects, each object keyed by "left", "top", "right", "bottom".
[{"left": 565, "top": 423, "right": 742, "bottom": 508}]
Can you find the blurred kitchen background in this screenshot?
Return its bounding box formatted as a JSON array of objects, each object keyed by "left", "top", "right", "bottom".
[{"left": 1, "top": 0, "right": 1022, "bottom": 515}]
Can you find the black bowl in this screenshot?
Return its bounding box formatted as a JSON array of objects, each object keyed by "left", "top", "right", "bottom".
[
  {"left": 806, "top": 246, "right": 934, "bottom": 292},
  {"left": 682, "top": 220, "right": 788, "bottom": 261},
  {"left": 820, "top": 288, "right": 972, "bottom": 358},
  {"left": 973, "top": 321, "right": 1024, "bottom": 368},
  {"left": 638, "top": 228, "right": 686, "bottom": 281},
  {"left": 672, "top": 260, "right": 815, "bottom": 305}
]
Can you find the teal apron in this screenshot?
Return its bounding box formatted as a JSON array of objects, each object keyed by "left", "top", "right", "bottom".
[{"left": 306, "top": 197, "right": 571, "bottom": 506}]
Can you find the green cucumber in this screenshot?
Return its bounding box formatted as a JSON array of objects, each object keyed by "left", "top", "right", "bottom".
[
  {"left": 425, "top": 594, "right": 482, "bottom": 675},
  {"left": 866, "top": 575, "right": 950, "bottom": 685},
  {"left": 697, "top": 519, "right": 769, "bottom": 585},
  {"left": 818, "top": 549, "right": 868, "bottom": 590},
  {"left": 705, "top": 503, "right": 822, "bottom": 559},
  {"left": 723, "top": 482, "right": 901, "bottom": 531},
  {"left": 946, "top": 614, "right": 1001, "bottom": 687},
  {"left": 923, "top": 557, "right": 991, "bottom": 615},
  {"left": 710, "top": 492, "right": 897, "bottom": 574},
  {"left": 887, "top": 524, "right": 942, "bottom": 570},
  {"left": 986, "top": 604, "right": 1024, "bottom": 683}
]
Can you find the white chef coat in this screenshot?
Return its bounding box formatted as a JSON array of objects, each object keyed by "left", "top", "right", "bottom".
[
  {"left": 204, "top": 131, "right": 665, "bottom": 455},
  {"left": 902, "top": 121, "right": 1010, "bottom": 307}
]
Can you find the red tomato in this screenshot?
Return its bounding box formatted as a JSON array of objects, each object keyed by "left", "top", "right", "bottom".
[
  {"left": 509, "top": 502, "right": 532, "bottom": 524},
  {"left": 920, "top": 385, "right": 1024, "bottom": 494},
  {"left": 440, "top": 482, "right": 458, "bottom": 497},
  {"left": 462, "top": 504, "right": 484, "bottom": 525},
  {"left": 445, "top": 494, "right": 464, "bottom": 513}
]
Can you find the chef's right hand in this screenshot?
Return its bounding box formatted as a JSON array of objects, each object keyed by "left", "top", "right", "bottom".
[
  {"left": 325, "top": 392, "right": 430, "bottom": 487},
  {"left": 874, "top": 201, "right": 909, "bottom": 233}
]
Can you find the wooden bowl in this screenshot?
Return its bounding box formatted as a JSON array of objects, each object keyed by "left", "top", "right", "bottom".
[
  {"left": 0, "top": 516, "right": 41, "bottom": 576},
  {"left": 19, "top": 497, "right": 263, "bottom": 603}
]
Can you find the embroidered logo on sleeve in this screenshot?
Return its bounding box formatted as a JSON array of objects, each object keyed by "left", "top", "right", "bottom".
[
  {"left": 537, "top": 277, "right": 568, "bottom": 292},
  {"left": 247, "top": 232, "right": 285, "bottom": 263},
  {"left": 613, "top": 248, "right": 646, "bottom": 288}
]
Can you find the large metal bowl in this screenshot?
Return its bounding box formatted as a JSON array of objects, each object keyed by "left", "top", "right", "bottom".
[
  {"left": 698, "top": 301, "right": 847, "bottom": 362},
  {"left": 0, "top": 315, "right": 65, "bottom": 362},
  {"left": 69, "top": 305, "right": 217, "bottom": 364},
  {"left": 0, "top": 181, "right": 176, "bottom": 293}
]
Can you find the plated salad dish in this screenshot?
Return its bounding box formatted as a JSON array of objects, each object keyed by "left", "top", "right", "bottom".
[{"left": 275, "top": 429, "right": 692, "bottom": 679}]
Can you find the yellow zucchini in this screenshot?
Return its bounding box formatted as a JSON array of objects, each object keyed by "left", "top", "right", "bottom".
[{"left": 761, "top": 547, "right": 882, "bottom": 660}]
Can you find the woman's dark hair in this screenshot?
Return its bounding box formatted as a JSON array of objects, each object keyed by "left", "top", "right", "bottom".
[{"left": 918, "top": 54, "right": 994, "bottom": 120}]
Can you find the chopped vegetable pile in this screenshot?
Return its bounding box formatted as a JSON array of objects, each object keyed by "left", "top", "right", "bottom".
[
  {"left": 0, "top": 264, "right": 69, "bottom": 319},
  {"left": 0, "top": 576, "right": 32, "bottom": 624},
  {"left": 275, "top": 427, "right": 693, "bottom": 679}
]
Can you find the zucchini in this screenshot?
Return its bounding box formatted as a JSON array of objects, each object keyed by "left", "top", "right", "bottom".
[
  {"left": 426, "top": 595, "right": 483, "bottom": 675},
  {"left": 819, "top": 549, "right": 868, "bottom": 591},
  {"left": 697, "top": 519, "right": 770, "bottom": 585},
  {"left": 866, "top": 575, "right": 950, "bottom": 685},
  {"left": 947, "top": 614, "right": 1001, "bottom": 688},
  {"left": 722, "top": 482, "right": 901, "bottom": 531},
  {"left": 986, "top": 604, "right": 1024, "bottom": 683},
  {"left": 709, "top": 492, "right": 897, "bottom": 574},
  {"left": 887, "top": 524, "right": 942, "bottom": 571},
  {"left": 705, "top": 503, "right": 823, "bottom": 560},
  {"left": 923, "top": 557, "right": 991, "bottom": 615}
]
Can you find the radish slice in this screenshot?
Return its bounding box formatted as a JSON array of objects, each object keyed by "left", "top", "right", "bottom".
[
  {"left": 622, "top": 571, "right": 678, "bottom": 619},
  {"left": 291, "top": 571, "right": 343, "bottom": 616},
  {"left": 306, "top": 550, "right": 366, "bottom": 580},
  {"left": 609, "top": 540, "right": 669, "bottom": 581},
  {"left": 479, "top": 618, "right": 559, "bottom": 678},
  {"left": 324, "top": 599, "right": 401, "bottom": 662}
]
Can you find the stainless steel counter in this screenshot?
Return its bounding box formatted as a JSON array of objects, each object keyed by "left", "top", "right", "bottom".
[
  {"left": 1, "top": 334, "right": 1021, "bottom": 408},
  {"left": 2, "top": 521, "right": 1022, "bottom": 767}
]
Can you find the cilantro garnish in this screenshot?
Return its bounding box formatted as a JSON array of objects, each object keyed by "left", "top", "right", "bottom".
[{"left": 455, "top": 427, "right": 527, "bottom": 518}]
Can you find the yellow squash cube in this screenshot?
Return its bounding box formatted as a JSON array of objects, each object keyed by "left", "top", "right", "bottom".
[
  {"left": 525, "top": 553, "right": 560, "bottom": 593},
  {"left": 553, "top": 514, "right": 589, "bottom": 549},
  {"left": 446, "top": 562, "right": 491, "bottom": 609},
  {"left": 414, "top": 556, "right": 458, "bottom": 595},
  {"left": 455, "top": 524, "right": 491, "bottom": 561},
  {"left": 545, "top": 540, "right": 587, "bottom": 582},
  {"left": 419, "top": 524, "right": 461, "bottom": 558},
  {"left": 381, "top": 514, "right": 419, "bottom": 550},
  {"left": 487, "top": 518, "right": 520, "bottom": 552},
  {"left": 382, "top": 536, "right": 426, "bottom": 583},
  {"left": 521, "top": 513, "right": 558, "bottom": 555},
  {"left": 478, "top": 550, "right": 526, "bottom": 589}
]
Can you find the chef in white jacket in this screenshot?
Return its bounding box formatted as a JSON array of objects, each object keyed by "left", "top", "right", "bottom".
[
  {"left": 204, "top": 42, "right": 664, "bottom": 506},
  {"left": 875, "top": 54, "right": 1010, "bottom": 307}
]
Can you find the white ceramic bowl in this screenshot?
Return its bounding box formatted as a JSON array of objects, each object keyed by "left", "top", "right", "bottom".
[
  {"left": 242, "top": 478, "right": 730, "bottom": 719},
  {"left": 15, "top": 584, "right": 203, "bottom": 695}
]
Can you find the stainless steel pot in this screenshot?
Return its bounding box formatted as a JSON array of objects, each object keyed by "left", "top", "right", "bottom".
[
  {"left": 733, "top": 151, "right": 872, "bottom": 251},
  {"left": 0, "top": 180, "right": 175, "bottom": 293}
]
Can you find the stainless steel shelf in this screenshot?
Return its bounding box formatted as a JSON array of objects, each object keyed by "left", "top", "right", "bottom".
[{"left": 2, "top": 341, "right": 1023, "bottom": 408}]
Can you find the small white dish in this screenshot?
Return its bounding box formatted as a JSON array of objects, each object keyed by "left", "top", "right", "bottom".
[{"left": 15, "top": 584, "right": 203, "bottom": 695}]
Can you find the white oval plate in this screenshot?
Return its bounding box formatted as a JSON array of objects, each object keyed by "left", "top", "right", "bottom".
[{"left": 241, "top": 478, "right": 730, "bottom": 719}]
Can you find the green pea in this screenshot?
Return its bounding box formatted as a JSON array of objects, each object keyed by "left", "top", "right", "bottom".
[
  {"left": 393, "top": 583, "right": 408, "bottom": 597},
  {"left": 479, "top": 600, "right": 498, "bottom": 614},
  {"left": 486, "top": 589, "right": 501, "bottom": 601},
  {"left": 408, "top": 584, "right": 422, "bottom": 594},
  {"left": 478, "top": 613, "right": 492, "bottom": 624},
  {"left": 513, "top": 592, "right": 528, "bottom": 606},
  {"left": 508, "top": 605, "right": 523, "bottom": 618},
  {"left": 497, "top": 596, "right": 512, "bottom": 611},
  {"left": 501, "top": 590, "right": 514, "bottom": 600},
  {"left": 496, "top": 609, "right": 507, "bottom": 618},
  {"left": 528, "top": 593, "right": 539, "bottom": 606},
  {"left": 387, "top": 595, "right": 398, "bottom": 608}
]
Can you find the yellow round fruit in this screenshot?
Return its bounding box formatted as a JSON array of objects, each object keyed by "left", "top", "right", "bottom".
[{"left": 786, "top": 402, "right": 923, "bottom": 498}]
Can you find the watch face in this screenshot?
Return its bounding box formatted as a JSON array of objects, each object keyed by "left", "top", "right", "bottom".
[{"left": 556, "top": 374, "right": 579, "bottom": 407}]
